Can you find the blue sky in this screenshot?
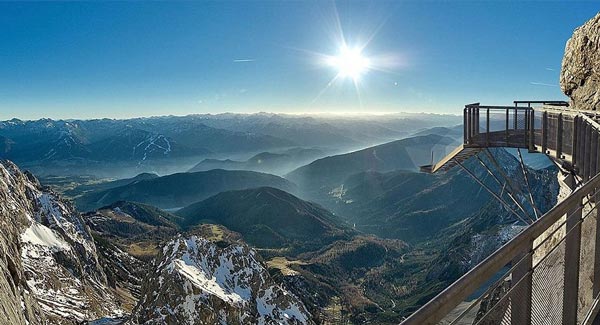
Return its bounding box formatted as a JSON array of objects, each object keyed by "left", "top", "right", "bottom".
[{"left": 0, "top": 1, "right": 599, "bottom": 120}]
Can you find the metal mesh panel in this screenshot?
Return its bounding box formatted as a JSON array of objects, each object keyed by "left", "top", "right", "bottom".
[
  {"left": 516, "top": 110, "right": 526, "bottom": 130},
  {"left": 562, "top": 117, "right": 574, "bottom": 156},
  {"left": 577, "top": 205, "right": 596, "bottom": 323},
  {"left": 546, "top": 115, "right": 558, "bottom": 150},
  {"left": 530, "top": 241, "right": 565, "bottom": 324},
  {"left": 533, "top": 110, "right": 543, "bottom": 148}
]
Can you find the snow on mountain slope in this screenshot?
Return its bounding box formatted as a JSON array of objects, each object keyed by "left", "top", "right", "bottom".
[
  {"left": 133, "top": 235, "right": 313, "bottom": 325},
  {"left": 0, "top": 160, "right": 123, "bottom": 323}
]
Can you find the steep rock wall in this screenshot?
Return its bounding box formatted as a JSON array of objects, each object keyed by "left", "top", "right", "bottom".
[{"left": 560, "top": 12, "right": 600, "bottom": 110}]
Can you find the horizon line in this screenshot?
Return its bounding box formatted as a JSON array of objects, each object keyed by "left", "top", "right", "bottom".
[{"left": 0, "top": 110, "right": 462, "bottom": 122}]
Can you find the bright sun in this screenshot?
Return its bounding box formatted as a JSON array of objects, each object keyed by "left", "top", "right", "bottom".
[{"left": 327, "top": 46, "right": 371, "bottom": 80}]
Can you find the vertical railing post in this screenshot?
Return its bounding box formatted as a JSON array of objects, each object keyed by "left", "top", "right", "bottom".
[
  {"left": 468, "top": 107, "right": 472, "bottom": 140},
  {"left": 506, "top": 107, "right": 510, "bottom": 146},
  {"left": 563, "top": 196, "right": 583, "bottom": 325},
  {"left": 469, "top": 107, "right": 473, "bottom": 139},
  {"left": 593, "top": 187, "right": 600, "bottom": 298},
  {"left": 529, "top": 108, "right": 535, "bottom": 151},
  {"left": 579, "top": 118, "right": 586, "bottom": 176},
  {"left": 514, "top": 103, "right": 518, "bottom": 130},
  {"left": 475, "top": 107, "right": 479, "bottom": 136},
  {"left": 585, "top": 123, "right": 592, "bottom": 181},
  {"left": 486, "top": 108, "right": 490, "bottom": 146},
  {"left": 512, "top": 244, "right": 533, "bottom": 325},
  {"left": 542, "top": 111, "right": 548, "bottom": 154},
  {"left": 464, "top": 106, "right": 468, "bottom": 144},
  {"left": 573, "top": 116, "right": 579, "bottom": 168},
  {"left": 592, "top": 131, "right": 599, "bottom": 178},
  {"left": 557, "top": 113, "right": 563, "bottom": 159}
]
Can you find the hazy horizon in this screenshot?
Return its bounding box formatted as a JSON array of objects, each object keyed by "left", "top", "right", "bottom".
[{"left": 0, "top": 109, "right": 463, "bottom": 122}]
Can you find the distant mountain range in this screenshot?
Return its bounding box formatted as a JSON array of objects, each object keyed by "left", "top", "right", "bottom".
[
  {"left": 75, "top": 169, "right": 296, "bottom": 211},
  {"left": 287, "top": 134, "right": 457, "bottom": 193},
  {"left": 0, "top": 113, "right": 461, "bottom": 178},
  {"left": 0, "top": 117, "right": 291, "bottom": 164},
  {"left": 188, "top": 147, "right": 327, "bottom": 175}
]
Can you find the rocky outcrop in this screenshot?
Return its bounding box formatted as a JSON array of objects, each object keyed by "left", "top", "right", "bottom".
[
  {"left": 132, "top": 235, "right": 313, "bottom": 325},
  {"left": 0, "top": 162, "right": 45, "bottom": 325},
  {"left": 560, "top": 12, "right": 600, "bottom": 110},
  {"left": 0, "top": 160, "right": 124, "bottom": 324}
]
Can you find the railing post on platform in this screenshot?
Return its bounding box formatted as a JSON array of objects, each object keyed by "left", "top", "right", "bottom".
[
  {"left": 529, "top": 109, "right": 535, "bottom": 151},
  {"left": 486, "top": 108, "right": 490, "bottom": 146},
  {"left": 542, "top": 111, "right": 548, "bottom": 154},
  {"left": 573, "top": 116, "right": 579, "bottom": 168},
  {"left": 579, "top": 118, "right": 586, "bottom": 175},
  {"left": 563, "top": 197, "right": 583, "bottom": 325},
  {"left": 585, "top": 123, "right": 592, "bottom": 181},
  {"left": 592, "top": 131, "right": 599, "bottom": 177},
  {"left": 514, "top": 104, "right": 518, "bottom": 130},
  {"left": 524, "top": 108, "right": 529, "bottom": 146},
  {"left": 511, "top": 245, "right": 533, "bottom": 325},
  {"left": 596, "top": 131, "right": 600, "bottom": 180},
  {"left": 506, "top": 107, "right": 510, "bottom": 146},
  {"left": 594, "top": 187, "right": 600, "bottom": 299},
  {"left": 474, "top": 107, "right": 479, "bottom": 136},
  {"left": 464, "top": 107, "right": 468, "bottom": 144},
  {"left": 557, "top": 113, "right": 563, "bottom": 159}
]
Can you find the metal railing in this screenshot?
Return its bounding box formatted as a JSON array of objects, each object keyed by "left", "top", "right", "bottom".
[
  {"left": 464, "top": 103, "right": 534, "bottom": 149},
  {"left": 403, "top": 100, "right": 600, "bottom": 325},
  {"left": 462, "top": 101, "right": 599, "bottom": 181},
  {"left": 402, "top": 172, "right": 600, "bottom": 324}
]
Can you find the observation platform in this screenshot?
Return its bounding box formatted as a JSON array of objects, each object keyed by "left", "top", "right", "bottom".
[{"left": 404, "top": 100, "right": 600, "bottom": 325}]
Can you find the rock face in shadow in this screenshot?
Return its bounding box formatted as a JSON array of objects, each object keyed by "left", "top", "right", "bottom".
[{"left": 561, "top": 12, "right": 600, "bottom": 110}]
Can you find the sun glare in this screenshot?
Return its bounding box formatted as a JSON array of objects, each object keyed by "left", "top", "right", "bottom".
[{"left": 327, "top": 46, "right": 371, "bottom": 80}]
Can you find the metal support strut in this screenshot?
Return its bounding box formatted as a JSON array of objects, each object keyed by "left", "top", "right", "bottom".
[{"left": 455, "top": 158, "right": 533, "bottom": 225}]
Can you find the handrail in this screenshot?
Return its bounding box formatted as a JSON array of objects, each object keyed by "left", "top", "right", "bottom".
[
  {"left": 401, "top": 171, "right": 600, "bottom": 325},
  {"left": 514, "top": 100, "right": 569, "bottom": 106},
  {"left": 465, "top": 104, "right": 533, "bottom": 110}
]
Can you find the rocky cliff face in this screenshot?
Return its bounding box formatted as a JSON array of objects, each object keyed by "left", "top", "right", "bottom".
[
  {"left": 0, "top": 162, "right": 45, "bottom": 325},
  {"left": 132, "top": 235, "right": 313, "bottom": 325},
  {"left": 0, "top": 160, "right": 123, "bottom": 323},
  {"left": 560, "top": 12, "right": 600, "bottom": 110}
]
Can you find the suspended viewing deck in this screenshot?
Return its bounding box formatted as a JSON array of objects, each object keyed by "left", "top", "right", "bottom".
[{"left": 406, "top": 101, "right": 600, "bottom": 324}]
